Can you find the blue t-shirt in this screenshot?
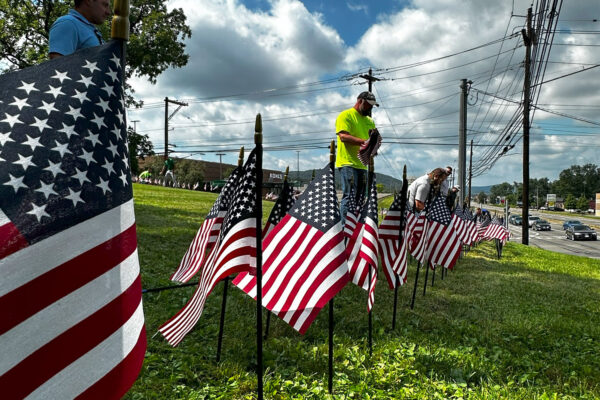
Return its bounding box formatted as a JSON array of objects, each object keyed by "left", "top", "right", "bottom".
[{"left": 49, "top": 9, "right": 104, "bottom": 56}]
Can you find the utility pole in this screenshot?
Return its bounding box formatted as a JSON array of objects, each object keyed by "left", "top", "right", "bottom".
[
  {"left": 216, "top": 153, "right": 225, "bottom": 180},
  {"left": 468, "top": 139, "right": 473, "bottom": 208},
  {"left": 164, "top": 97, "right": 188, "bottom": 160},
  {"left": 458, "top": 79, "right": 468, "bottom": 207},
  {"left": 131, "top": 119, "right": 140, "bottom": 133},
  {"left": 295, "top": 150, "right": 300, "bottom": 188},
  {"left": 359, "top": 68, "right": 380, "bottom": 116},
  {"left": 521, "top": 7, "right": 533, "bottom": 245}
]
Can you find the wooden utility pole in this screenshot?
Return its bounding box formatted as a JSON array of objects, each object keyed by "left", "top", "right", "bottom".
[
  {"left": 164, "top": 97, "right": 188, "bottom": 159},
  {"left": 521, "top": 7, "right": 533, "bottom": 245},
  {"left": 468, "top": 139, "right": 473, "bottom": 208},
  {"left": 458, "top": 79, "right": 468, "bottom": 207}
]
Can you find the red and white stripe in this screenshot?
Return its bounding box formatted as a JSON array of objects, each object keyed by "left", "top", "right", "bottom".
[
  {"left": 0, "top": 200, "right": 146, "bottom": 399},
  {"left": 425, "top": 219, "right": 462, "bottom": 270},
  {"left": 261, "top": 215, "right": 349, "bottom": 333},
  {"left": 343, "top": 210, "right": 359, "bottom": 239},
  {"left": 406, "top": 213, "right": 428, "bottom": 264},
  {"left": 481, "top": 224, "right": 510, "bottom": 243},
  {"left": 378, "top": 211, "right": 400, "bottom": 289},
  {"left": 170, "top": 213, "right": 224, "bottom": 283},
  {"left": 159, "top": 218, "right": 256, "bottom": 346},
  {"left": 346, "top": 216, "right": 378, "bottom": 311},
  {"left": 451, "top": 214, "right": 478, "bottom": 246},
  {"left": 235, "top": 215, "right": 349, "bottom": 334}
]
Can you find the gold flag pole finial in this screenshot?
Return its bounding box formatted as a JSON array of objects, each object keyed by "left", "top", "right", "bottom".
[
  {"left": 255, "top": 114, "right": 262, "bottom": 145},
  {"left": 284, "top": 166, "right": 289, "bottom": 181},
  {"left": 111, "top": 0, "right": 130, "bottom": 40},
  {"left": 369, "top": 157, "right": 374, "bottom": 172},
  {"left": 238, "top": 147, "right": 245, "bottom": 167}
]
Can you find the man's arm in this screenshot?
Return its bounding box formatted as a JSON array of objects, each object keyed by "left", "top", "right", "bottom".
[
  {"left": 337, "top": 130, "right": 366, "bottom": 146},
  {"left": 48, "top": 19, "right": 77, "bottom": 59}
]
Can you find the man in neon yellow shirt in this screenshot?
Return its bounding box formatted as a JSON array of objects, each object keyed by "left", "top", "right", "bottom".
[{"left": 335, "top": 91, "right": 378, "bottom": 223}]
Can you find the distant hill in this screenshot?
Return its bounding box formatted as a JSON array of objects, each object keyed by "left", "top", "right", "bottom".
[{"left": 471, "top": 185, "right": 493, "bottom": 194}]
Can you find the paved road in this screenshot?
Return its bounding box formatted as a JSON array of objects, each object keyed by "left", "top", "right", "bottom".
[{"left": 507, "top": 221, "right": 600, "bottom": 259}]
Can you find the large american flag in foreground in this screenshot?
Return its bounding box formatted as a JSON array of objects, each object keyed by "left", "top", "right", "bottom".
[
  {"left": 170, "top": 166, "right": 240, "bottom": 283},
  {"left": 425, "top": 196, "right": 462, "bottom": 270},
  {"left": 235, "top": 164, "right": 349, "bottom": 334},
  {"left": 378, "top": 194, "right": 408, "bottom": 289},
  {"left": 233, "top": 178, "right": 295, "bottom": 296},
  {"left": 0, "top": 42, "right": 145, "bottom": 399},
  {"left": 159, "top": 149, "right": 258, "bottom": 346},
  {"left": 346, "top": 175, "right": 378, "bottom": 311}
]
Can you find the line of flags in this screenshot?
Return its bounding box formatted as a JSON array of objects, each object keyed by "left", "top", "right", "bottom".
[{"left": 163, "top": 152, "right": 511, "bottom": 345}]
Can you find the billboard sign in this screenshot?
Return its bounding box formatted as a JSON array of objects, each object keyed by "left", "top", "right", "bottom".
[{"left": 547, "top": 193, "right": 556, "bottom": 209}]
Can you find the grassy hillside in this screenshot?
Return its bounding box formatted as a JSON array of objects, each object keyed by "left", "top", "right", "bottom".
[{"left": 126, "top": 184, "right": 600, "bottom": 399}]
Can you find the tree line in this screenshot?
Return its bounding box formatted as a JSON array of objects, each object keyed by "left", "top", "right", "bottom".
[{"left": 482, "top": 164, "right": 600, "bottom": 210}]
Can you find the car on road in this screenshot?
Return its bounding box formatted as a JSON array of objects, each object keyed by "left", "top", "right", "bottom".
[
  {"left": 565, "top": 225, "right": 597, "bottom": 241},
  {"left": 528, "top": 216, "right": 541, "bottom": 228},
  {"left": 562, "top": 220, "right": 582, "bottom": 230},
  {"left": 509, "top": 215, "right": 522, "bottom": 225},
  {"left": 532, "top": 219, "right": 551, "bottom": 231}
]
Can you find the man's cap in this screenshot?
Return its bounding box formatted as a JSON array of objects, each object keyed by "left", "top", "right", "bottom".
[{"left": 357, "top": 91, "right": 379, "bottom": 107}]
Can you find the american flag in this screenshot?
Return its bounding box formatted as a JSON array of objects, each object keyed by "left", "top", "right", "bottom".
[
  {"left": 425, "top": 196, "right": 461, "bottom": 270},
  {"left": 234, "top": 164, "right": 349, "bottom": 334},
  {"left": 451, "top": 205, "right": 478, "bottom": 246},
  {"left": 476, "top": 214, "right": 492, "bottom": 239},
  {"left": 481, "top": 216, "right": 510, "bottom": 243},
  {"left": 406, "top": 209, "right": 428, "bottom": 264},
  {"left": 378, "top": 194, "right": 408, "bottom": 289},
  {"left": 0, "top": 42, "right": 145, "bottom": 399},
  {"left": 343, "top": 187, "right": 363, "bottom": 238},
  {"left": 159, "top": 149, "right": 258, "bottom": 346},
  {"left": 170, "top": 166, "right": 240, "bottom": 283},
  {"left": 346, "top": 175, "right": 378, "bottom": 311},
  {"left": 233, "top": 178, "right": 295, "bottom": 295},
  {"left": 262, "top": 179, "right": 295, "bottom": 238}
]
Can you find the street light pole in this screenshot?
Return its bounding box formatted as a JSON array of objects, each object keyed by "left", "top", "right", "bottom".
[{"left": 216, "top": 153, "right": 225, "bottom": 180}]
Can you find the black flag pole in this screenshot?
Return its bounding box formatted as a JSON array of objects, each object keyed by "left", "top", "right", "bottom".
[
  {"left": 216, "top": 147, "right": 244, "bottom": 362},
  {"left": 431, "top": 264, "right": 436, "bottom": 287},
  {"left": 254, "top": 115, "right": 264, "bottom": 400},
  {"left": 264, "top": 166, "right": 290, "bottom": 341},
  {"left": 423, "top": 260, "right": 430, "bottom": 295},
  {"left": 392, "top": 165, "right": 408, "bottom": 329},
  {"left": 410, "top": 262, "right": 421, "bottom": 309},
  {"left": 328, "top": 140, "right": 335, "bottom": 394}
]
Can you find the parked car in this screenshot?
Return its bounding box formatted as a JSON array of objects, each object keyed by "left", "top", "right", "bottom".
[
  {"left": 528, "top": 216, "right": 541, "bottom": 228},
  {"left": 509, "top": 215, "right": 522, "bottom": 225},
  {"left": 562, "top": 220, "right": 582, "bottom": 230},
  {"left": 532, "top": 219, "right": 551, "bottom": 231},
  {"left": 565, "top": 225, "right": 597, "bottom": 241}
]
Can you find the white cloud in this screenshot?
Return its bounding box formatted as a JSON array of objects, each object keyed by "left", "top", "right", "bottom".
[{"left": 126, "top": 0, "right": 600, "bottom": 186}]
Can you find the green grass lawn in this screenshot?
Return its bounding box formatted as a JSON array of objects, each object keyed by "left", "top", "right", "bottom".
[{"left": 126, "top": 184, "right": 600, "bottom": 399}]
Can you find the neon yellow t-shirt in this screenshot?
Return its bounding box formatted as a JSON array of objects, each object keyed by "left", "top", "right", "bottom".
[{"left": 335, "top": 108, "right": 375, "bottom": 169}]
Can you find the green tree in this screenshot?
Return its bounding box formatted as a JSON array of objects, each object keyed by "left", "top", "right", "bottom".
[
  {"left": 553, "top": 164, "right": 600, "bottom": 199},
  {"left": 564, "top": 194, "right": 577, "bottom": 210},
  {"left": 0, "top": 0, "right": 191, "bottom": 103},
  {"left": 490, "top": 182, "right": 514, "bottom": 203},
  {"left": 576, "top": 196, "right": 589, "bottom": 212},
  {"left": 476, "top": 191, "right": 487, "bottom": 204},
  {"left": 176, "top": 159, "right": 204, "bottom": 186},
  {"left": 127, "top": 127, "right": 154, "bottom": 175}
]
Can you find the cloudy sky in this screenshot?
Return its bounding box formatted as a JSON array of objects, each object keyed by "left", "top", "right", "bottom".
[{"left": 128, "top": 0, "right": 600, "bottom": 186}]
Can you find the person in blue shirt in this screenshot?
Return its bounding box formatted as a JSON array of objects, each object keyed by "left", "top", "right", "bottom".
[{"left": 49, "top": 0, "right": 111, "bottom": 59}]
